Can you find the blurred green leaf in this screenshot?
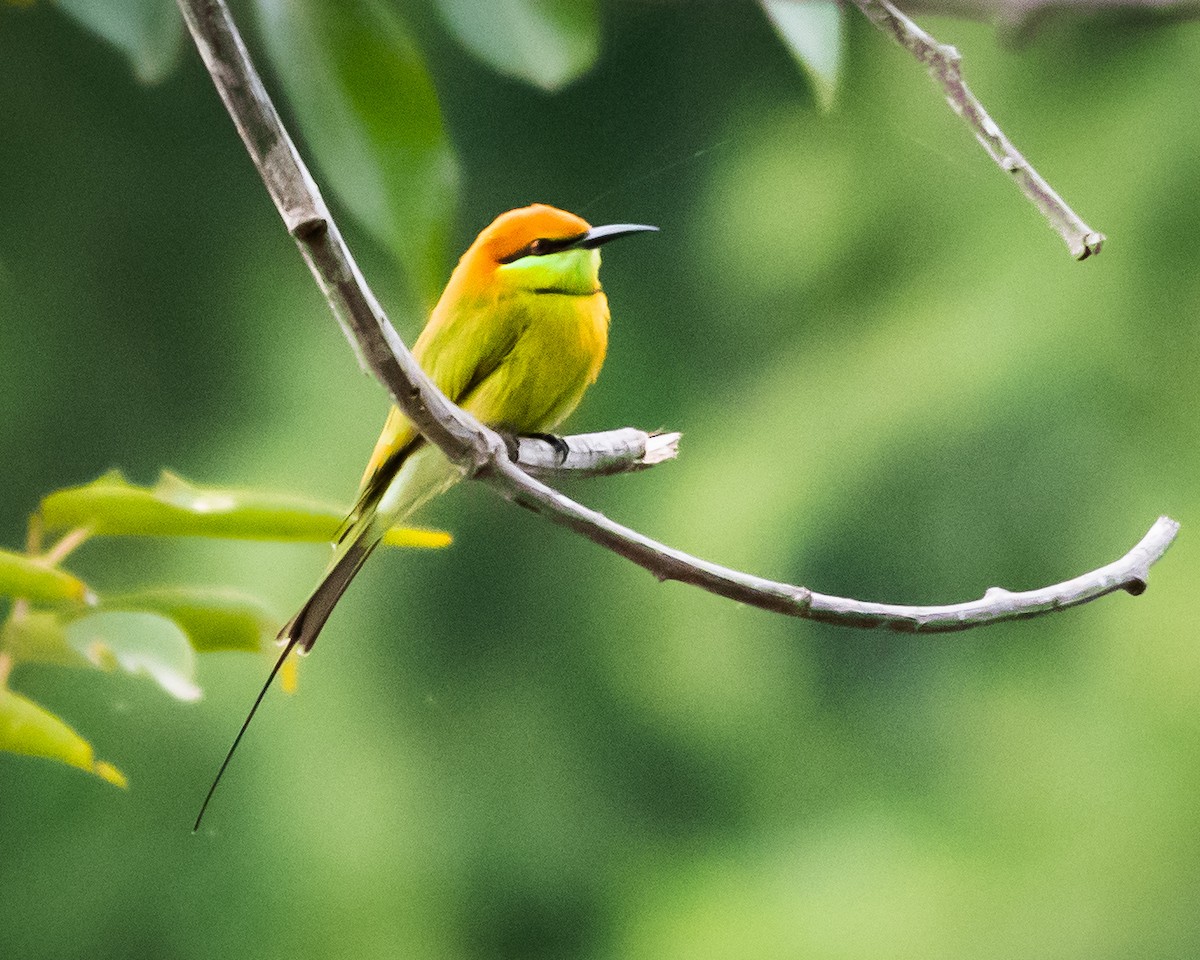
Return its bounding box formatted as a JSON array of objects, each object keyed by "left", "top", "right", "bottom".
[
  {"left": 0, "top": 610, "right": 83, "bottom": 668},
  {"left": 40, "top": 470, "right": 453, "bottom": 548},
  {"left": 0, "top": 685, "right": 126, "bottom": 787},
  {"left": 0, "top": 547, "right": 94, "bottom": 606},
  {"left": 432, "top": 0, "right": 600, "bottom": 91},
  {"left": 103, "top": 587, "right": 277, "bottom": 654},
  {"left": 66, "top": 611, "right": 201, "bottom": 701},
  {"left": 253, "top": 0, "right": 458, "bottom": 302},
  {"left": 761, "top": 0, "right": 842, "bottom": 111},
  {"left": 379, "top": 525, "right": 453, "bottom": 549},
  {"left": 54, "top": 0, "right": 182, "bottom": 83},
  {"left": 3, "top": 587, "right": 275, "bottom": 665}
]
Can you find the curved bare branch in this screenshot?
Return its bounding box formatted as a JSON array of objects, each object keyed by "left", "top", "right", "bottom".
[{"left": 175, "top": 0, "right": 1177, "bottom": 632}]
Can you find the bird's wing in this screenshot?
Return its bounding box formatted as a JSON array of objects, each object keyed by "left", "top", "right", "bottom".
[
  {"left": 359, "top": 295, "right": 523, "bottom": 487},
  {"left": 415, "top": 295, "right": 524, "bottom": 408}
]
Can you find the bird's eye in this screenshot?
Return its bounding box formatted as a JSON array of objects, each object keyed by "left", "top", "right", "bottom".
[{"left": 498, "top": 238, "right": 554, "bottom": 264}]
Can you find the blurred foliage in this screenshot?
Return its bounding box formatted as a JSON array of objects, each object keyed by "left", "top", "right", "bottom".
[
  {"left": 55, "top": 0, "right": 182, "bottom": 82},
  {"left": 0, "top": 546, "right": 93, "bottom": 606},
  {"left": 0, "top": 473, "right": 448, "bottom": 782},
  {"left": 761, "top": 0, "right": 843, "bottom": 111},
  {"left": 4, "top": 2, "right": 1200, "bottom": 960},
  {"left": 42, "top": 469, "right": 453, "bottom": 546},
  {"left": 253, "top": 0, "right": 459, "bottom": 304},
  {"left": 0, "top": 685, "right": 127, "bottom": 787},
  {"left": 432, "top": 0, "right": 602, "bottom": 91}
]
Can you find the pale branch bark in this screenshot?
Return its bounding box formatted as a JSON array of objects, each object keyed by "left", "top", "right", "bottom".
[
  {"left": 517, "top": 430, "right": 682, "bottom": 478},
  {"left": 848, "top": 0, "right": 1106, "bottom": 260},
  {"left": 176, "top": 0, "right": 1177, "bottom": 632}
]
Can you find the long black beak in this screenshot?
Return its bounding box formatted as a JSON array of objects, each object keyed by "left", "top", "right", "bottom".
[{"left": 573, "top": 223, "right": 658, "bottom": 249}]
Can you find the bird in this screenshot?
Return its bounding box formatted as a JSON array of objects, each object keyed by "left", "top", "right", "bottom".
[{"left": 194, "top": 204, "right": 657, "bottom": 829}]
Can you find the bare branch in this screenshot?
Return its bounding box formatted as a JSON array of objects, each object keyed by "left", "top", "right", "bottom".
[
  {"left": 488, "top": 458, "right": 1178, "bottom": 631},
  {"left": 176, "top": 0, "right": 1175, "bottom": 632},
  {"left": 517, "top": 430, "right": 682, "bottom": 479},
  {"left": 849, "top": 0, "right": 1106, "bottom": 260}
]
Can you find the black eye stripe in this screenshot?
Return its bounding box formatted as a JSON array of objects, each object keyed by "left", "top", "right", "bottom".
[{"left": 498, "top": 232, "right": 589, "bottom": 264}]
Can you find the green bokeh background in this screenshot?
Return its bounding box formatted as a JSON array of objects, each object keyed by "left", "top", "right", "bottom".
[{"left": 4, "top": 4, "right": 1200, "bottom": 959}]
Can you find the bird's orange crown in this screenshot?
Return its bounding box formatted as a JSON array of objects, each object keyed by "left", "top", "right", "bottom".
[{"left": 471, "top": 204, "right": 592, "bottom": 266}]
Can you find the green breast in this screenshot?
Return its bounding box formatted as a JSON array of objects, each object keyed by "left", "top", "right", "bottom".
[{"left": 469, "top": 287, "right": 609, "bottom": 434}]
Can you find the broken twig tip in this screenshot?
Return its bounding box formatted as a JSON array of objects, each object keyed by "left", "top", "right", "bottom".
[
  {"left": 1074, "top": 232, "right": 1106, "bottom": 261},
  {"left": 1122, "top": 577, "right": 1148, "bottom": 597}
]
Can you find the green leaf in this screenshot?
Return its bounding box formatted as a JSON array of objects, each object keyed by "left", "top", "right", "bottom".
[
  {"left": 103, "top": 588, "right": 277, "bottom": 654},
  {"left": 0, "top": 611, "right": 85, "bottom": 668},
  {"left": 3, "top": 590, "right": 276, "bottom": 664},
  {"left": 0, "top": 547, "right": 94, "bottom": 606},
  {"left": 253, "top": 0, "right": 458, "bottom": 302},
  {"left": 40, "top": 470, "right": 453, "bottom": 548},
  {"left": 66, "top": 611, "right": 201, "bottom": 701},
  {"left": 761, "top": 0, "right": 843, "bottom": 112},
  {"left": 433, "top": 0, "right": 600, "bottom": 92},
  {"left": 0, "top": 685, "right": 126, "bottom": 787},
  {"left": 54, "top": 0, "right": 183, "bottom": 84}
]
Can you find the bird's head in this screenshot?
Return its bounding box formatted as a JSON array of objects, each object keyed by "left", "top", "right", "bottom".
[{"left": 458, "top": 204, "right": 657, "bottom": 297}]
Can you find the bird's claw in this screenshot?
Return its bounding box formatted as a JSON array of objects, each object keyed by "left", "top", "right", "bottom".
[
  {"left": 503, "top": 432, "right": 570, "bottom": 465},
  {"left": 522, "top": 432, "right": 570, "bottom": 465},
  {"left": 500, "top": 432, "right": 522, "bottom": 462}
]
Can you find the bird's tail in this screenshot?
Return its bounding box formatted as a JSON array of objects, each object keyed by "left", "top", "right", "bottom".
[
  {"left": 278, "top": 525, "right": 382, "bottom": 654},
  {"left": 193, "top": 508, "right": 389, "bottom": 833},
  {"left": 194, "top": 445, "right": 462, "bottom": 830},
  {"left": 284, "top": 441, "right": 418, "bottom": 654},
  {"left": 282, "top": 441, "right": 457, "bottom": 655},
  {"left": 193, "top": 444, "right": 464, "bottom": 828}
]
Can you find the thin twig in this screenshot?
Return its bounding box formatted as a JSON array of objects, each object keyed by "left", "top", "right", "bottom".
[
  {"left": 42, "top": 528, "right": 92, "bottom": 566},
  {"left": 849, "top": 0, "right": 1106, "bottom": 260},
  {"left": 176, "top": 0, "right": 1173, "bottom": 632}
]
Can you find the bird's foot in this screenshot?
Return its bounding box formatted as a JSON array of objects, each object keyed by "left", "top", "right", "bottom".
[
  {"left": 522, "top": 432, "right": 570, "bottom": 465},
  {"left": 498, "top": 432, "right": 571, "bottom": 465},
  {"left": 499, "top": 431, "right": 522, "bottom": 462}
]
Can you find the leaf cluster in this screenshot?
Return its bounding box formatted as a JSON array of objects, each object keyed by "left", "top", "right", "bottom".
[{"left": 0, "top": 470, "right": 448, "bottom": 785}]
